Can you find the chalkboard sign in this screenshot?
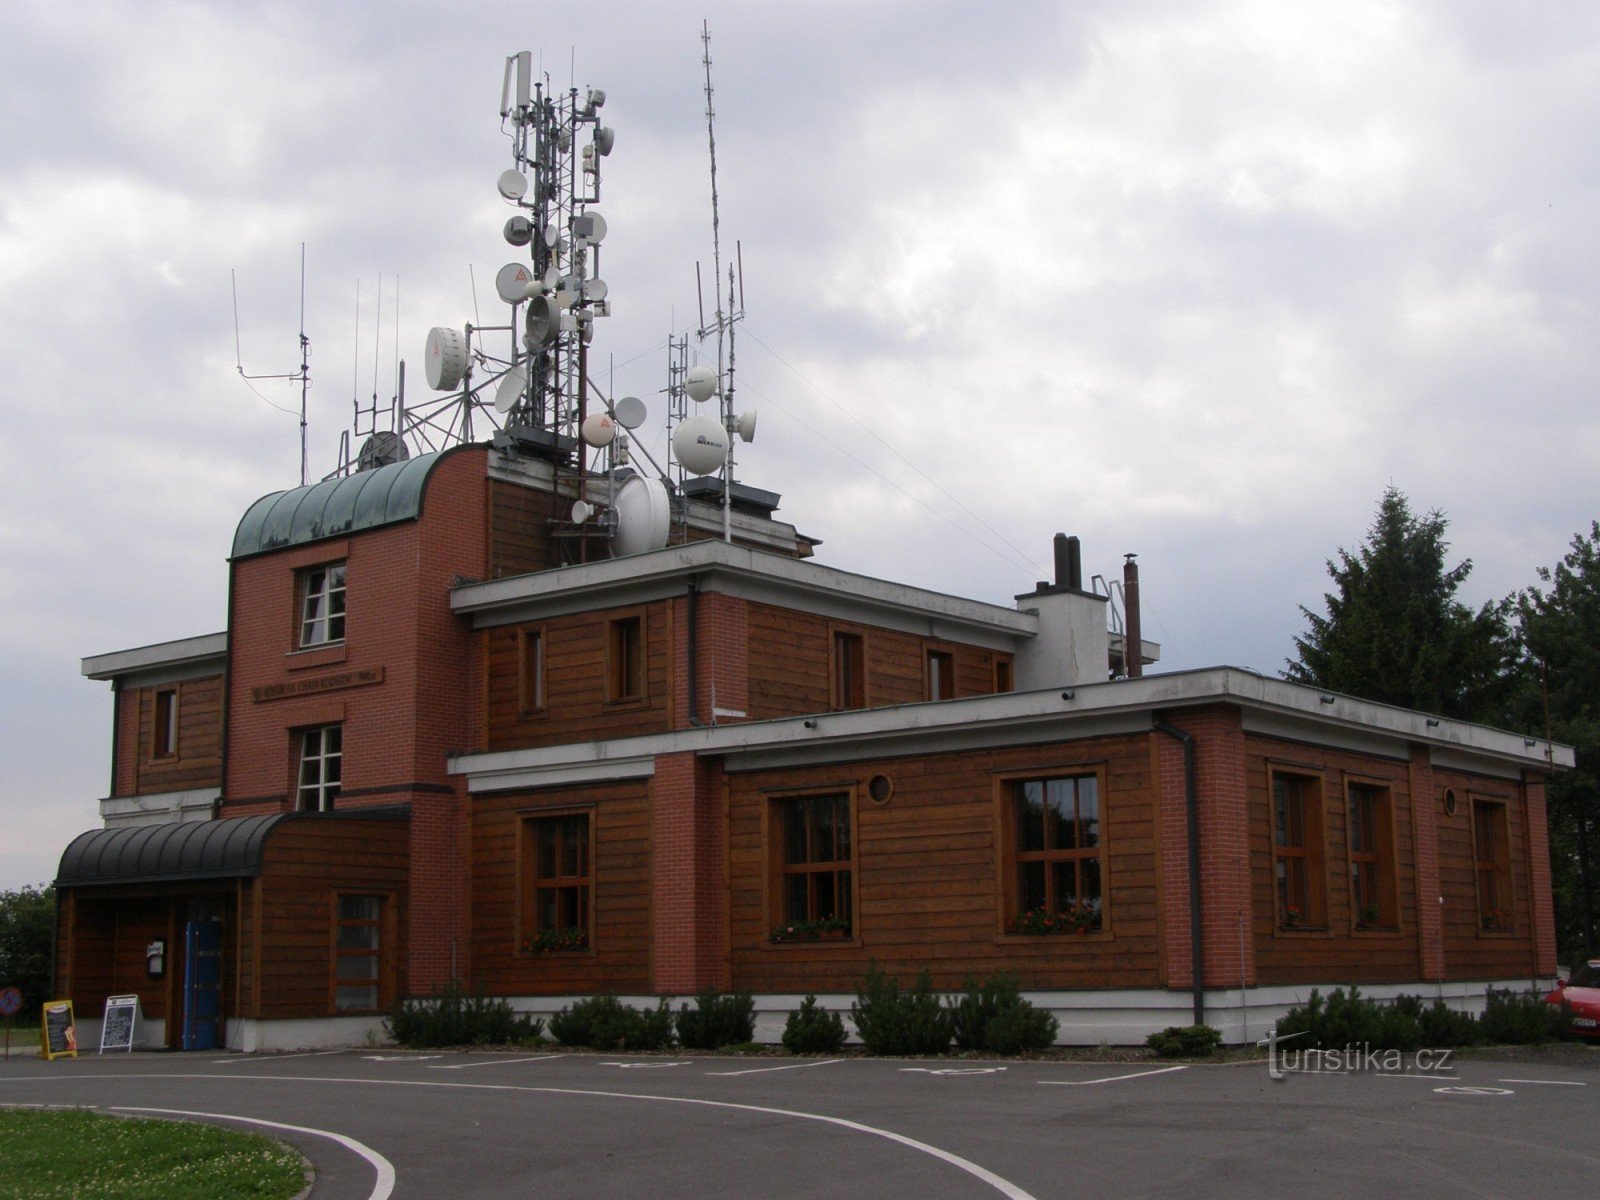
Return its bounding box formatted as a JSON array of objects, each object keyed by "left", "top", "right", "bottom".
[
  {"left": 41, "top": 1000, "right": 76, "bottom": 1060},
  {"left": 99, "top": 995, "right": 139, "bottom": 1054}
]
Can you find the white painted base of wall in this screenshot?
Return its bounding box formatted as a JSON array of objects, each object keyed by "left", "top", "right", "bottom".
[{"left": 225, "top": 1015, "right": 388, "bottom": 1052}]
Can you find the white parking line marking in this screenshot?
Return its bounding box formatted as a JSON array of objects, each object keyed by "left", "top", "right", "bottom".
[
  {"left": 111, "top": 1105, "right": 395, "bottom": 1200},
  {"left": 1499, "top": 1078, "right": 1586, "bottom": 1086},
  {"left": 902, "top": 1067, "right": 1007, "bottom": 1076},
  {"left": 210, "top": 1049, "right": 345, "bottom": 1065},
  {"left": 1040, "top": 1065, "right": 1189, "bottom": 1086},
  {"left": 600, "top": 1061, "right": 692, "bottom": 1069},
  {"left": 428, "top": 1054, "right": 568, "bottom": 1071},
  {"left": 1374, "top": 1073, "right": 1459, "bottom": 1080},
  {"left": 707, "top": 1058, "right": 845, "bottom": 1076}
]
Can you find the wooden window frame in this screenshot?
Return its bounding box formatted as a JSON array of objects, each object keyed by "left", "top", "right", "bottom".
[
  {"left": 296, "top": 724, "right": 343, "bottom": 812},
  {"left": 829, "top": 627, "right": 867, "bottom": 712},
  {"left": 605, "top": 610, "right": 646, "bottom": 706},
  {"left": 1471, "top": 797, "right": 1514, "bottom": 934},
  {"left": 765, "top": 787, "right": 859, "bottom": 944},
  {"left": 1271, "top": 767, "right": 1327, "bottom": 931},
  {"left": 1345, "top": 777, "right": 1399, "bottom": 931},
  {"left": 151, "top": 686, "right": 180, "bottom": 761},
  {"left": 992, "top": 656, "right": 1014, "bottom": 694},
  {"left": 924, "top": 645, "right": 957, "bottom": 702},
  {"left": 994, "top": 767, "right": 1108, "bottom": 937},
  {"left": 517, "top": 625, "right": 547, "bottom": 718},
  {"left": 520, "top": 809, "right": 595, "bottom": 954},
  {"left": 329, "top": 891, "right": 391, "bottom": 1014},
  {"left": 299, "top": 562, "right": 348, "bottom": 647}
]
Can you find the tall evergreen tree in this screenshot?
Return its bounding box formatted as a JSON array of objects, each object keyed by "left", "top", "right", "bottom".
[
  {"left": 1514, "top": 521, "right": 1600, "bottom": 961},
  {"left": 1286, "top": 487, "right": 1514, "bottom": 722}
]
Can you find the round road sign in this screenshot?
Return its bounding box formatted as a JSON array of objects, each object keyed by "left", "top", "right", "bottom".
[{"left": 0, "top": 987, "right": 22, "bottom": 1017}]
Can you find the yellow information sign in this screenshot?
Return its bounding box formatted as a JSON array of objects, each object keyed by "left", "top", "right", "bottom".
[{"left": 41, "top": 999, "right": 76, "bottom": 1060}]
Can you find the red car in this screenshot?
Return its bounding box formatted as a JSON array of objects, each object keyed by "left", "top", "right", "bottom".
[{"left": 1547, "top": 960, "right": 1600, "bottom": 1037}]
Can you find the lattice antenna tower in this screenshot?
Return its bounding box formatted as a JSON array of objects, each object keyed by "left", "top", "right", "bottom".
[{"left": 411, "top": 50, "right": 616, "bottom": 468}]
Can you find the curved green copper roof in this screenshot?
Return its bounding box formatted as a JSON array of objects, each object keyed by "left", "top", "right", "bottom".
[{"left": 231, "top": 450, "right": 455, "bottom": 560}]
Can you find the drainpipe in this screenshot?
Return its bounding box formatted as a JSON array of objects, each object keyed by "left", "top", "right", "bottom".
[
  {"left": 1123, "top": 554, "right": 1142, "bottom": 679},
  {"left": 687, "top": 580, "right": 703, "bottom": 727},
  {"left": 1154, "top": 719, "right": 1204, "bottom": 1027}
]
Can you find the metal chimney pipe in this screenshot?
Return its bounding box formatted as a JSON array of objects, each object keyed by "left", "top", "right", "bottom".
[
  {"left": 1124, "top": 554, "right": 1142, "bottom": 678},
  {"left": 1053, "top": 533, "right": 1082, "bottom": 591}
]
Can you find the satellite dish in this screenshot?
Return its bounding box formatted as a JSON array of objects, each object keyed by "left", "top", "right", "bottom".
[
  {"left": 571, "top": 500, "right": 593, "bottom": 523},
  {"left": 613, "top": 395, "right": 647, "bottom": 429},
  {"left": 556, "top": 275, "right": 582, "bottom": 307},
  {"left": 357, "top": 431, "right": 410, "bottom": 472},
  {"left": 424, "top": 327, "right": 469, "bottom": 391},
  {"left": 585, "top": 278, "right": 608, "bottom": 302},
  {"left": 495, "top": 262, "right": 537, "bottom": 304},
  {"left": 685, "top": 363, "right": 719, "bottom": 403},
  {"left": 494, "top": 363, "right": 528, "bottom": 414},
  {"left": 571, "top": 211, "right": 607, "bottom": 245},
  {"left": 497, "top": 169, "right": 528, "bottom": 200},
  {"left": 542, "top": 265, "right": 559, "bottom": 291},
  {"left": 612, "top": 475, "right": 671, "bottom": 556},
  {"left": 581, "top": 413, "right": 617, "bottom": 447},
  {"left": 734, "top": 410, "right": 758, "bottom": 443},
  {"left": 503, "top": 215, "right": 534, "bottom": 246},
  {"left": 595, "top": 127, "right": 616, "bottom": 156},
  {"left": 524, "top": 296, "right": 561, "bottom": 347},
  {"left": 672, "top": 413, "right": 729, "bottom": 475}
]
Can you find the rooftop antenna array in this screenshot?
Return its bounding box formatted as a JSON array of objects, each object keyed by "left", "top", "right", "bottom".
[
  {"left": 666, "top": 22, "right": 757, "bottom": 544},
  {"left": 232, "top": 244, "right": 313, "bottom": 486},
  {"left": 330, "top": 277, "right": 410, "bottom": 477}
]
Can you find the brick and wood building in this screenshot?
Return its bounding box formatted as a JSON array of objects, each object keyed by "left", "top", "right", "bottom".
[{"left": 55, "top": 440, "right": 1570, "bottom": 1049}]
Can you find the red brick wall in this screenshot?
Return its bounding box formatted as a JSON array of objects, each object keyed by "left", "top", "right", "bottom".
[
  {"left": 651, "top": 752, "right": 727, "bottom": 993},
  {"left": 673, "top": 591, "right": 750, "bottom": 727},
  {"left": 1525, "top": 773, "right": 1558, "bottom": 976},
  {"left": 1409, "top": 746, "right": 1445, "bottom": 980}
]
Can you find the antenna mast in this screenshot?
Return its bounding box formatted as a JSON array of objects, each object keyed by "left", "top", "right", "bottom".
[{"left": 232, "top": 244, "right": 313, "bottom": 486}]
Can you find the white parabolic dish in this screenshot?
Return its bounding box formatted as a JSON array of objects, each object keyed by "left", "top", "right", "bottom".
[
  {"left": 425, "top": 327, "right": 469, "bottom": 391},
  {"left": 612, "top": 475, "right": 670, "bottom": 557},
  {"left": 672, "top": 414, "right": 729, "bottom": 475}
]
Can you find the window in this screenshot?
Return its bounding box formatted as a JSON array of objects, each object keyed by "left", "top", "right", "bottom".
[
  {"left": 926, "top": 648, "right": 955, "bottom": 701},
  {"left": 297, "top": 725, "right": 342, "bottom": 811},
  {"left": 1473, "top": 799, "right": 1512, "bottom": 931},
  {"left": 1007, "top": 774, "right": 1102, "bottom": 934},
  {"left": 518, "top": 627, "right": 546, "bottom": 715},
  {"left": 606, "top": 614, "right": 644, "bottom": 702},
  {"left": 523, "top": 813, "right": 591, "bottom": 951},
  {"left": 300, "top": 563, "right": 347, "bottom": 646},
  {"left": 831, "top": 630, "right": 865, "bottom": 711},
  {"left": 993, "top": 657, "right": 1014, "bottom": 694},
  {"left": 1272, "top": 770, "right": 1325, "bottom": 929},
  {"left": 772, "top": 793, "right": 853, "bottom": 939},
  {"left": 153, "top": 688, "right": 178, "bottom": 759},
  {"left": 332, "top": 893, "right": 385, "bottom": 1012},
  {"left": 1347, "top": 782, "right": 1396, "bottom": 928}
]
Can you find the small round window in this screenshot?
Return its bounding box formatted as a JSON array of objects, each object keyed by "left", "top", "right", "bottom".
[
  {"left": 867, "top": 773, "right": 894, "bottom": 806},
  {"left": 1442, "top": 788, "right": 1458, "bottom": 818}
]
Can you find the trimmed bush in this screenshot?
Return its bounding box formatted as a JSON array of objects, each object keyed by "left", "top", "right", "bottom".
[
  {"left": 850, "top": 964, "right": 952, "bottom": 1056},
  {"left": 676, "top": 989, "right": 756, "bottom": 1050},
  {"left": 386, "top": 980, "right": 543, "bottom": 1048},
  {"left": 1146, "top": 1024, "right": 1223, "bottom": 1058},
  {"left": 782, "top": 995, "right": 848, "bottom": 1054},
  {"left": 549, "top": 995, "right": 674, "bottom": 1051},
  {"left": 948, "top": 975, "right": 1057, "bottom": 1054},
  {"left": 1397, "top": 995, "right": 1485, "bottom": 1048},
  {"left": 1274, "top": 986, "right": 1421, "bottom": 1052},
  {"left": 1481, "top": 988, "right": 1569, "bottom": 1045}
]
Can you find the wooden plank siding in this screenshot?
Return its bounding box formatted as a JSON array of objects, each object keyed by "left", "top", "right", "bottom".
[
  {"left": 482, "top": 601, "right": 675, "bottom": 752},
  {"left": 725, "top": 734, "right": 1162, "bottom": 993},
  {"left": 1244, "top": 737, "right": 1423, "bottom": 986},
  {"left": 251, "top": 818, "right": 409, "bottom": 1019},
  {"left": 744, "top": 601, "right": 1014, "bottom": 721},
  {"left": 470, "top": 781, "right": 653, "bottom": 996},
  {"left": 488, "top": 478, "right": 566, "bottom": 578},
  {"left": 131, "top": 676, "right": 224, "bottom": 795},
  {"left": 1435, "top": 770, "right": 1537, "bottom": 980}
]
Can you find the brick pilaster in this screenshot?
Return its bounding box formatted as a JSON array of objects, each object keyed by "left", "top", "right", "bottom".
[
  {"left": 1524, "top": 772, "right": 1558, "bottom": 976},
  {"left": 650, "top": 751, "right": 727, "bottom": 993},
  {"left": 1408, "top": 745, "right": 1445, "bottom": 980}
]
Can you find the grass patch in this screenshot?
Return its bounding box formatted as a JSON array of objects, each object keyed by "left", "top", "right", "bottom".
[{"left": 0, "top": 1108, "right": 305, "bottom": 1200}]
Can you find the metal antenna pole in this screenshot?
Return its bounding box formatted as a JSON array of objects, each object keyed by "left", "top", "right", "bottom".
[
  {"left": 298, "top": 243, "right": 310, "bottom": 487},
  {"left": 701, "top": 21, "right": 732, "bottom": 541}
]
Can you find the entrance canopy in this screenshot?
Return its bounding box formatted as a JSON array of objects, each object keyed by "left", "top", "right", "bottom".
[{"left": 56, "top": 816, "right": 291, "bottom": 888}]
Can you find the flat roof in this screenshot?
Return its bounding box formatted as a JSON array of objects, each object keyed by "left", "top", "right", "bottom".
[{"left": 82, "top": 632, "right": 227, "bottom": 682}]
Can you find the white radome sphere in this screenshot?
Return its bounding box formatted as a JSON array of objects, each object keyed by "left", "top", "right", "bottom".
[
  {"left": 672, "top": 414, "right": 729, "bottom": 475},
  {"left": 580, "top": 413, "right": 617, "bottom": 447},
  {"left": 685, "top": 363, "right": 719, "bottom": 403}
]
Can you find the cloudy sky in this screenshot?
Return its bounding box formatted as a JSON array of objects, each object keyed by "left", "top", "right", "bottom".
[{"left": 3, "top": 0, "right": 1597, "bottom": 890}]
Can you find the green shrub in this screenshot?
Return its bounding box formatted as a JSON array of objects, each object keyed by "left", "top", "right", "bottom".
[
  {"left": 386, "top": 979, "right": 543, "bottom": 1048},
  {"left": 782, "top": 995, "right": 848, "bottom": 1054},
  {"left": 1274, "top": 986, "right": 1421, "bottom": 1052},
  {"left": 1480, "top": 988, "right": 1569, "bottom": 1045},
  {"left": 549, "top": 995, "right": 674, "bottom": 1051},
  {"left": 1409, "top": 997, "right": 1485, "bottom": 1048},
  {"left": 675, "top": 989, "right": 756, "bottom": 1050},
  {"left": 948, "top": 975, "right": 1057, "bottom": 1054},
  {"left": 850, "top": 964, "right": 952, "bottom": 1056},
  {"left": 0, "top": 884, "right": 54, "bottom": 1023},
  {"left": 1146, "top": 1024, "right": 1223, "bottom": 1058}
]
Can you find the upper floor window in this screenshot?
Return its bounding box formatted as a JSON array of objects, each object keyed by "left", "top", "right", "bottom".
[
  {"left": 926, "top": 648, "right": 955, "bottom": 701},
  {"left": 1347, "top": 782, "right": 1396, "bottom": 928},
  {"left": 1273, "top": 770, "right": 1326, "bottom": 929},
  {"left": 300, "top": 563, "right": 347, "bottom": 646},
  {"left": 1007, "top": 774, "right": 1102, "bottom": 935},
  {"left": 606, "top": 614, "right": 644, "bottom": 703},
  {"left": 831, "top": 630, "right": 865, "bottom": 711},
  {"left": 298, "top": 724, "right": 342, "bottom": 811},
  {"left": 992, "top": 657, "right": 1014, "bottom": 694},
  {"left": 1473, "top": 799, "right": 1512, "bottom": 932},
  {"left": 152, "top": 688, "right": 179, "bottom": 759},
  {"left": 519, "top": 627, "right": 546, "bottom": 716}
]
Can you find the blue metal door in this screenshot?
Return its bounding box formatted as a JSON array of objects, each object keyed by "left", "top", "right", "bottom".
[{"left": 181, "top": 919, "right": 223, "bottom": 1050}]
